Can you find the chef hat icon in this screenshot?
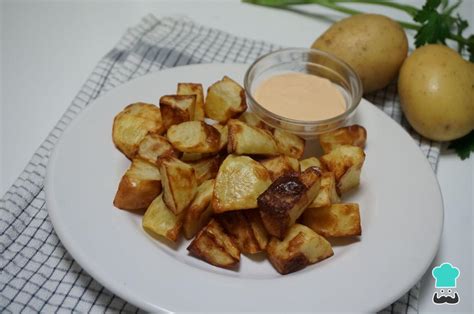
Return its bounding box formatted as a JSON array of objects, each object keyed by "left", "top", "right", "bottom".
[{"left": 432, "top": 263, "right": 460, "bottom": 288}]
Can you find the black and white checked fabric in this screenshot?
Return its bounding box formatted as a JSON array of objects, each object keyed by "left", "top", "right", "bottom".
[{"left": 1, "top": 14, "right": 440, "bottom": 313}]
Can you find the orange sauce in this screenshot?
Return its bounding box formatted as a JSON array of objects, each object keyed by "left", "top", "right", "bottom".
[{"left": 254, "top": 72, "right": 346, "bottom": 121}]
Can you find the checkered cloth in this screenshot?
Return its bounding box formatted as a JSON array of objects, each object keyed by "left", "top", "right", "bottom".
[{"left": 1, "top": 14, "right": 440, "bottom": 313}]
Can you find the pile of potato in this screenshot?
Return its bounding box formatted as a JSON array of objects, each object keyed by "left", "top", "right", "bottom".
[{"left": 112, "top": 76, "right": 366, "bottom": 274}]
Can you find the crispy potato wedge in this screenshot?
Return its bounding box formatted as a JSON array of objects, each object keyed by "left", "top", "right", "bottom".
[
  {"left": 302, "top": 203, "right": 361, "bottom": 237},
  {"left": 245, "top": 210, "right": 269, "bottom": 251},
  {"left": 159, "top": 95, "right": 195, "bottom": 130},
  {"left": 187, "top": 219, "right": 240, "bottom": 269},
  {"left": 142, "top": 194, "right": 183, "bottom": 242},
  {"left": 212, "top": 155, "right": 272, "bottom": 213},
  {"left": 258, "top": 167, "right": 322, "bottom": 239},
  {"left": 227, "top": 119, "right": 279, "bottom": 156},
  {"left": 267, "top": 224, "right": 334, "bottom": 275},
  {"left": 177, "top": 83, "right": 205, "bottom": 121},
  {"left": 113, "top": 158, "right": 162, "bottom": 212},
  {"left": 112, "top": 102, "right": 164, "bottom": 158},
  {"left": 167, "top": 121, "right": 221, "bottom": 153},
  {"left": 320, "top": 145, "right": 365, "bottom": 194},
  {"left": 218, "top": 210, "right": 267, "bottom": 254},
  {"left": 319, "top": 125, "right": 367, "bottom": 153},
  {"left": 260, "top": 155, "right": 300, "bottom": 181},
  {"left": 309, "top": 172, "right": 340, "bottom": 208},
  {"left": 137, "top": 133, "right": 178, "bottom": 164},
  {"left": 238, "top": 112, "right": 271, "bottom": 130},
  {"left": 204, "top": 76, "right": 247, "bottom": 122},
  {"left": 183, "top": 179, "right": 215, "bottom": 239},
  {"left": 273, "top": 129, "right": 305, "bottom": 159},
  {"left": 158, "top": 156, "right": 198, "bottom": 215},
  {"left": 188, "top": 156, "right": 220, "bottom": 185},
  {"left": 212, "top": 123, "right": 228, "bottom": 151},
  {"left": 300, "top": 157, "right": 323, "bottom": 172}
]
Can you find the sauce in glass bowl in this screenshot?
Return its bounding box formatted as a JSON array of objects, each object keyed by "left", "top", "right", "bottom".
[{"left": 254, "top": 72, "right": 346, "bottom": 121}]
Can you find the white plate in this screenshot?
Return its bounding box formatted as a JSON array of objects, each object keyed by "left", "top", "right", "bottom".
[{"left": 46, "top": 64, "right": 443, "bottom": 312}]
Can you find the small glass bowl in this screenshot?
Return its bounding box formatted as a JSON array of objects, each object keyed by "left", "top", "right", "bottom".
[{"left": 244, "top": 48, "right": 363, "bottom": 139}]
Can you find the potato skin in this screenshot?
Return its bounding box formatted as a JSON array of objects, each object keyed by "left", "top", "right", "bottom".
[
  {"left": 398, "top": 44, "right": 474, "bottom": 141},
  {"left": 312, "top": 14, "right": 408, "bottom": 93}
]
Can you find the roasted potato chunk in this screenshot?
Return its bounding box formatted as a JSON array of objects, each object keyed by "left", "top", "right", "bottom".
[
  {"left": 112, "top": 102, "right": 164, "bottom": 158},
  {"left": 137, "top": 133, "right": 177, "bottom": 164},
  {"left": 309, "top": 172, "right": 340, "bottom": 208},
  {"left": 212, "top": 123, "right": 228, "bottom": 151},
  {"left": 238, "top": 112, "right": 270, "bottom": 130},
  {"left": 188, "top": 156, "right": 220, "bottom": 185},
  {"left": 245, "top": 210, "right": 269, "bottom": 251},
  {"left": 258, "top": 167, "right": 322, "bottom": 239},
  {"left": 218, "top": 210, "right": 267, "bottom": 254},
  {"left": 187, "top": 219, "right": 240, "bottom": 269},
  {"left": 260, "top": 155, "right": 300, "bottom": 181},
  {"left": 158, "top": 156, "right": 197, "bottom": 214},
  {"left": 319, "top": 125, "right": 367, "bottom": 153},
  {"left": 177, "top": 83, "right": 205, "bottom": 121},
  {"left": 302, "top": 203, "right": 361, "bottom": 237},
  {"left": 300, "top": 157, "right": 323, "bottom": 171},
  {"left": 113, "top": 158, "right": 162, "bottom": 212},
  {"left": 204, "top": 76, "right": 247, "bottom": 122},
  {"left": 267, "top": 224, "right": 334, "bottom": 275},
  {"left": 227, "top": 119, "right": 279, "bottom": 156},
  {"left": 320, "top": 145, "right": 365, "bottom": 194},
  {"left": 212, "top": 155, "right": 272, "bottom": 213},
  {"left": 167, "top": 121, "right": 220, "bottom": 154},
  {"left": 273, "top": 129, "right": 305, "bottom": 159},
  {"left": 142, "top": 194, "right": 182, "bottom": 242},
  {"left": 159, "top": 95, "right": 195, "bottom": 130},
  {"left": 183, "top": 179, "right": 215, "bottom": 239},
  {"left": 180, "top": 152, "right": 213, "bottom": 162}
]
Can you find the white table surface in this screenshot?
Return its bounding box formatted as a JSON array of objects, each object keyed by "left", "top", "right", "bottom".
[{"left": 1, "top": 0, "right": 472, "bottom": 312}]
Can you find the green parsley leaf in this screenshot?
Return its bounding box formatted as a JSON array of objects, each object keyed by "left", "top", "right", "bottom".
[{"left": 448, "top": 130, "right": 474, "bottom": 160}]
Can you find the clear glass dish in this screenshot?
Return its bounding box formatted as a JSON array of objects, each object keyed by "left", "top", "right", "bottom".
[{"left": 244, "top": 48, "right": 363, "bottom": 139}]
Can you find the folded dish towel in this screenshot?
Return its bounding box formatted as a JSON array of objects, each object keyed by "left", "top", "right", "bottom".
[{"left": 0, "top": 14, "right": 440, "bottom": 313}]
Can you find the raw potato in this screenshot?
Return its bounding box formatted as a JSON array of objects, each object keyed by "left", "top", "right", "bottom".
[
  {"left": 258, "top": 167, "right": 322, "bottom": 239},
  {"left": 320, "top": 145, "right": 365, "bottom": 194},
  {"left": 266, "top": 224, "right": 334, "bottom": 275},
  {"left": 183, "top": 179, "right": 215, "bottom": 239},
  {"left": 319, "top": 125, "right": 367, "bottom": 153},
  {"left": 205, "top": 76, "right": 247, "bottom": 122},
  {"left": 113, "top": 158, "right": 162, "bottom": 213},
  {"left": 260, "top": 155, "right": 300, "bottom": 181},
  {"left": 112, "top": 102, "right": 164, "bottom": 158},
  {"left": 227, "top": 119, "right": 279, "bottom": 156},
  {"left": 212, "top": 155, "right": 272, "bottom": 213},
  {"left": 142, "top": 194, "right": 183, "bottom": 242},
  {"left": 187, "top": 219, "right": 241, "bottom": 269},
  {"left": 159, "top": 95, "right": 195, "bottom": 130},
  {"left": 167, "top": 121, "right": 221, "bottom": 153},
  {"left": 398, "top": 44, "right": 474, "bottom": 141},
  {"left": 158, "top": 156, "right": 197, "bottom": 215},
  {"left": 177, "top": 83, "right": 205, "bottom": 121},
  {"left": 312, "top": 14, "right": 408, "bottom": 93},
  {"left": 302, "top": 203, "right": 361, "bottom": 237},
  {"left": 137, "top": 133, "right": 178, "bottom": 164},
  {"left": 273, "top": 129, "right": 305, "bottom": 159}
]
